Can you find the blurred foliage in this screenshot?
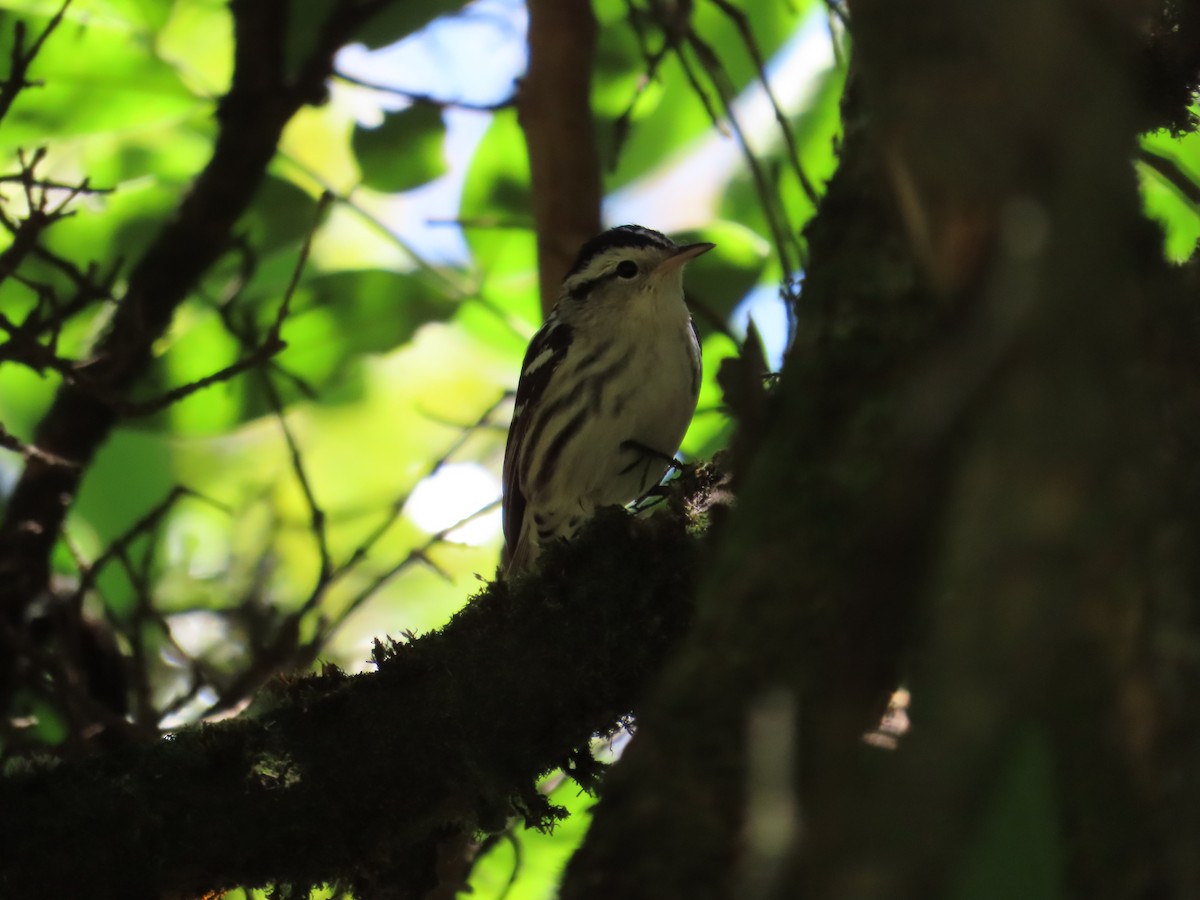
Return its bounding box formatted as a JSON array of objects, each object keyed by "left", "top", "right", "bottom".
[
  {"left": 353, "top": 104, "right": 449, "bottom": 192},
  {"left": 2, "top": 0, "right": 1196, "bottom": 896}
]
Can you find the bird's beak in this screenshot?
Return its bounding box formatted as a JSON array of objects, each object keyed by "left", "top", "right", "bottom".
[{"left": 653, "top": 241, "right": 716, "bottom": 276}]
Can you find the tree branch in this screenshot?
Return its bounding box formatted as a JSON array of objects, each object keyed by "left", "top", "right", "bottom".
[
  {"left": 0, "top": 0, "right": 71, "bottom": 125},
  {"left": 0, "top": 499, "right": 705, "bottom": 898},
  {"left": 0, "top": 1, "right": 392, "bottom": 630},
  {"left": 562, "top": 1, "right": 1199, "bottom": 898},
  {"left": 518, "top": 0, "right": 603, "bottom": 317}
]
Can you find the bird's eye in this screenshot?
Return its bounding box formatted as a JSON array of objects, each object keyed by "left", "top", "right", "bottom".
[{"left": 616, "top": 260, "right": 639, "bottom": 279}]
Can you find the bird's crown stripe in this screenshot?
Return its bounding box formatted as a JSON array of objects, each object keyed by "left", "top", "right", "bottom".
[{"left": 564, "top": 225, "right": 675, "bottom": 281}]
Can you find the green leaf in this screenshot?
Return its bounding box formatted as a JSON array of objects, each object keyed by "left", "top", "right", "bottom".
[
  {"left": 352, "top": 0, "right": 467, "bottom": 50},
  {"left": 0, "top": 0, "right": 172, "bottom": 32},
  {"left": 675, "top": 220, "right": 771, "bottom": 337},
  {"left": 242, "top": 176, "right": 324, "bottom": 256},
  {"left": 282, "top": 0, "right": 467, "bottom": 78},
  {"left": 21, "top": 694, "right": 69, "bottom": 745},
  {"left": 157, "top": 0, "right": 233, "bottom": 95},
  {"left": 719, "top": 63, "right": 845, "bottom": 269},
  {"left": 594, "top": 0, "right": 815, "bottom": 188},
  {"left": 1138, "top": 131, "right": 1200, "bottom": 263},
  {"left": 0, "top": 7, "right": 201, "bottom": 150},
  {"left": 232, "top": 268, "right": 460, "bottom": 415},
  {"left": 303, "top": 269, "right": 457, "bottom": 355},
  {"left": 460, "top": 109, "right": 533, "bottom": 229},
  {"left": 459, "top": 109, "right": 537, "bottom": 324},
  {"left": 353, "top": 105, "right": 448, "bottom": 193},
  {"left": 91, "top": 0, "right": 174, "bottom": 32}
]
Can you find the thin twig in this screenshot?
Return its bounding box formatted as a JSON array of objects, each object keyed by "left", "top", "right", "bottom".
[
  {"left": 70, "top": 486, "right": 230, "bottom": 602},
  {"left": 242, "top": 193, "right": 339, "bottom": 588},
  {"left": 325, "top": 497, "right": 501, "bottom": 634},
  {"left": 315, "top": 393, "right": 510, "bottom": 604},
  {"left": 614, "top": 0, "right": 726, "bottom": 171},
  {"left": 0, "top": 419, "right": 78, "bottom": 466},
  {"left": 117, "top": 192, "right": 332, "bottom": 417},
  {"left": 0, "top": 173, "right": 111, "bottom": 194},
  {"left": 274, "top": 152, "right": 475, "bottom": 301},
  {"left": 707, "top": 0, "right": 820, "bottom": 207},
  {"left": 261, "top": 370, "right": 332, "bottom": 585},
  {"left": 0, "top": 0, "right": 71, "bottom": 124},
  {"left": 333, "top": 70, "right": 514, "bottom": 111},
  {"left": 683, "top": 29, "right": 806, "bottom": 274},
  {"left": 116, "top": 339, "right": 286, "bottom": 416}
]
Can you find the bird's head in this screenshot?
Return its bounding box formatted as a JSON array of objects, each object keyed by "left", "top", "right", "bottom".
[{"left": 558, "top": 225, "right": 714, "bottom": 315}]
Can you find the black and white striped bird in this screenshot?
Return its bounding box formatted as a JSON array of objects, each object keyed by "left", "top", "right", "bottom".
[{"left": 501, "top": 225, "right": 714, "bottom": 574}]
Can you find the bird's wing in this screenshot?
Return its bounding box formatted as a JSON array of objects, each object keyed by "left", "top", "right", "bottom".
[{"left": 502, "top": 316, "right": 574, "bottom": 558}]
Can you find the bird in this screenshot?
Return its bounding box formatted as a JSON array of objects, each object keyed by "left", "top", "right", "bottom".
[{"left": 501, "top": 224, "right": 714, "bottom": 575}]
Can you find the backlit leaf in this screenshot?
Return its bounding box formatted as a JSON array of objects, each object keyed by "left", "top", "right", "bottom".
[{"left": 353, "top": 104, "right": 448, "bottom": 193}]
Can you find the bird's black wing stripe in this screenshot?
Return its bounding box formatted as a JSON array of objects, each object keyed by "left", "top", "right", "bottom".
[
  {"left": 518, "top": 338, "right": 619, "bottom": 479},
  {"left": 583, "top": 355, "right": 630, "bottom": 415},
  {"left": 512, "top": 321, "right": 573, "bottom": 409},
  {"left": 572, "top": 337, "right": 615, "bottom": 374},
  {"left": 534, "top": 406, "right": 589, "bottom": 493},
  {"left": 503, "top": 320, "right": 573, "bottom": 550},
  {"left": 518, "top": 391, "right": 582, "bottom": 480}
]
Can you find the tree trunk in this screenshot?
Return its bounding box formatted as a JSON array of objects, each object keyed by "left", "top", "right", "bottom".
[{"left": 561, "top": 1, "right": 1200, "bottom": 897}]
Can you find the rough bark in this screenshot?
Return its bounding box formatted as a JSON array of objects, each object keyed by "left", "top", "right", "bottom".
[
  {"left": 561, "top": 1, "right": 1200, "bottom": 898},
  {"left": 0, "top": 507, "right": 700, "bottom": 899}
]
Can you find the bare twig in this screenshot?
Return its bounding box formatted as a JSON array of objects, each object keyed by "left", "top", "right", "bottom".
[
  {"left": 614, "top": 0, "right": 727, "bottom": 170},
  {"left": 0, "top": 205, "right": 119, "bottom": 328},
  {"left": 325, "top": 497, "right": 501, "bottom": 634},
  {"left": 0, "top": 419, "right": 78, "bottom": 467},
  {"left": 117, "top": 339, "right": 287, "bottom": 416},
  {"left": 684, "top": 30, "right": 807, "bottom": 275},
  {"left": 275, "top": 152, "right": 474, "bottom": 301},
  {"left": 262, "top": 371, "right": 332, "bottom": 584},
  {"left": 0, "top": 151, "right": 92, "bottom": 292},
  {"left": 69, "top": 486, "right": 230, "bottom": 603},
  {"left": 0, "top": 0, "right": 71, "bottom": 124},
  {"left": 333, "top": 70, "right": 514, "bottom": 111},
  {"left": 0, "top": 0, "right": 394, "bottom": 621},
  {"left": 707, "top": 0, "right": 820, "bottom": 207},
  {"left": 319, "top": 393, "right": 509, "bottom": 599},
  {"left": 0, "top": 173, "right": 111, "bottom": 194},
  {"left": 117, "top": 191, "right": 331, "bottom": 417}
]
